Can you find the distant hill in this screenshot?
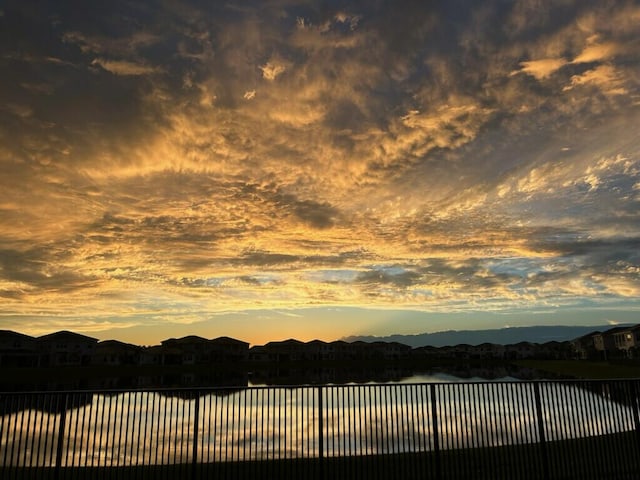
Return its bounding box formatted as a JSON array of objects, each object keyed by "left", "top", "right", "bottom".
[{"left": 342, "top": 325, "right": 630, "bottom": 348}]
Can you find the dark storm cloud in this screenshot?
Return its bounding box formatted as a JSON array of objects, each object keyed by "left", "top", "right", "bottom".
[
  {"left": 236, "top": 251, "right": 299, "bottom": 267},
  {"left": 3, "top": 0, "right": 637, "bottom": 188},
  {"left": 282, "top": 197, "right": 339, "bottom": 229},
  {"left": 355, "top": 268, "right": 423, "bottom": 288},
  {"left": 237, "top": 275, "right": 262, "bottom": 286},
  {"left": 532, "top": 237, "right": 640, "bottom": 285},
  {"left": 0, "top": 246, "right": 96, "bottom": 294},
  {"left": 232, "top": 249, "right": 365, "bottom": 268}
]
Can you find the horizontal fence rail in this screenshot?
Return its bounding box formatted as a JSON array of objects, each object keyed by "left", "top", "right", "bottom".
[{"left": 1, "top": 379, "right": 639, "bottom": 479}]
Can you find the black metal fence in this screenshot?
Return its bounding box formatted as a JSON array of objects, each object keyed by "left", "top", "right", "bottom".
[{"left": 1, "top": 379, "right": 639, "bottom": 479}]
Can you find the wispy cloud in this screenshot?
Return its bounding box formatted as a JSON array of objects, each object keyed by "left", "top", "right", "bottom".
[{"left": 91, "top": 58, "right": 162, "bottom": 76}]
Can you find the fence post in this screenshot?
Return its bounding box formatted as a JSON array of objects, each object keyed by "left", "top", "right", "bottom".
[
  {"left": 429, "top": 384, "right": 441, "bottom": 480},
  {"left": 192, "top": 392, "right": 200, "bottom": 480},
  {"left": 533, "top": 383, "right": 550, "bottom": 480},
  {"left": 54, "top": 393, "right": 69, "bottom": 480},
  {"left": 632, "top": 381, "right": 640, "bottom": 462},
  {"left": 317, "top": 386, "right": 324, "bottom": 480}
]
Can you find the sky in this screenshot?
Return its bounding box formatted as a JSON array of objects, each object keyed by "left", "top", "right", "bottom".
[{"left": 1, "top": 0, "right": 640, "bottom": 346}]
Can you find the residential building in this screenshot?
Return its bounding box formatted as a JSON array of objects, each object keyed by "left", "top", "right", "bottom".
[
  {"left": 593, "top": 329, "right": 621, "bottom": 359},
  {"left": 537, "top": 341, "right": 572, "bottom": 360},
  {"left": 305, "top": 340, "right": 334, "bottom": 361},
  {"left": 369, "top": 341, "right": 411, "bottom": 360},
  {"left": 330, "top": 340, "right": 355, "bottom": 361},
  {"left": 139, "top": 345, "right": 164, "bottom": 365},
  {"left": 161, "top": 335, "right": 213, "bottom": 364},
  {"left": 504, "top": 342, "right": 536, "bottom": 359},
  {"left": 37, "top": 331, "right": 98, "bottom": 366},
  {"left": 0, "top": 330, "right": 38, "bottom": 367},
  {"left": 210, "top": 336, "right": 249, "bottom": 362},
  {"left": 92, "top": 340, "right": 142, "bottom": 366},
  {"left": 468, "top": 343, "right": 505, "bottom": 359},
  {"left": 571, "top": 331, "right": 601, "bottom": 359},
  {"left": 262, "top": 339, "right": 305, "bottom": 362},
  {"left": 610, "top": 325, "right": 640, "bottom": 358},
  {"left": 248, "top": 345, "right": 269, "bottom": 362},
  {"left": 410, "top": 345, "right": 441, "bottom": 359}
]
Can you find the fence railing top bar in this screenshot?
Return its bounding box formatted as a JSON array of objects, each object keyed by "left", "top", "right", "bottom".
[{"left": 1, "top": 377, "right": 639, "bottom": 396}]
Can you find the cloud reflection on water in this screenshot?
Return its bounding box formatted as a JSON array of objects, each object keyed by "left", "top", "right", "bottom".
[{"left": 0, "top": 381, "right": 636, "bottom": 467}]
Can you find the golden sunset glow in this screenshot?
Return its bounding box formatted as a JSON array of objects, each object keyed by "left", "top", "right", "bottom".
[{"left": 1, "top": 1, "right": 640, "bottom": 344}]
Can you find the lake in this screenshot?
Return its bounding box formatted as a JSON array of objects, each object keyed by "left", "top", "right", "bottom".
[{"left": 1, "top": 377, "right": 638, "bottom": 468}]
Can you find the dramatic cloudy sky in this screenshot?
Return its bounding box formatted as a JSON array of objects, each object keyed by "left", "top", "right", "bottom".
[{"left": 1, "top": 0, "right": 640, "bottom": 344}]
